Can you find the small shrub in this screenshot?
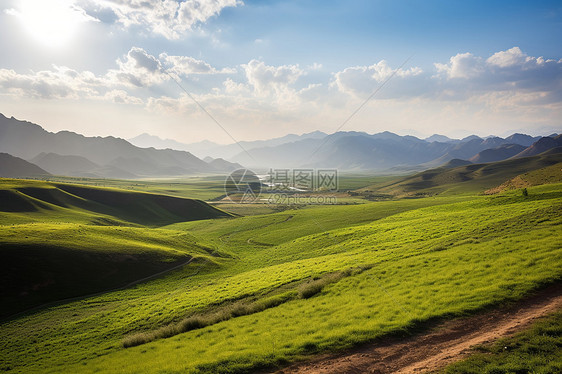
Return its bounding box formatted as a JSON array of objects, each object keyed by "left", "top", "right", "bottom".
[
  {"left": 298, "top": 281, "right": 324, "bottom": 299},
  {"left": 176, "top": 316, "right": 208, "bottom": 333},
  {"left": 122, "top": 333, "right": 150, "bottom": 348},
  {"left": 297, "top": 271, "right": 346, "bottom": 299}
]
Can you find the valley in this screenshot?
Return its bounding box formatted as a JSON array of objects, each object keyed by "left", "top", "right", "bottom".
[{"left": 1, "top": 152, "right": 561, "bottom": 373}]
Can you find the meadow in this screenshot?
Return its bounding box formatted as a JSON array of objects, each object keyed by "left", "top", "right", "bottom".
[{"left": 0, "top": 171, "right": 560, "bottom": 373}]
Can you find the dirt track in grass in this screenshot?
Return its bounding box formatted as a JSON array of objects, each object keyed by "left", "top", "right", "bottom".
[{"left": 270, "top": 282, "right": 562, "bottom": 374}]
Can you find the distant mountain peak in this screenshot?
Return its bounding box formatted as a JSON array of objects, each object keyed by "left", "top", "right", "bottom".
[
  {"left": 425, "top": 134, "right": 457, "bottom": 143},
  {"left": 461, "top": 135, "right": 482, "bottom": 142},
  {"left": 0, "top": 153, "right": 50, "bottom": 178}
]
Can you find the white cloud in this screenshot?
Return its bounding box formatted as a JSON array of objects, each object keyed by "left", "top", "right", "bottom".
[
  {"left": 242, "top": 59, "right": 305, "bottom": 97},
  {"left": 487, "top": 46, "right": 528, "bottom": 68},
  {"left": 78, "top": 0, "right": 242, "bottom": 39},
  {"left": 0, "top": 47, "right": 236, "bottom": 103},
  {"left": 0, "top": 66, "right": 103, "bottom": 99},
  {"left": 331, "top": 47, "right": 562, "bottom": 107},
  {"left": 334, "top": 60, "right": 423, "bottom": 97},
  {"left": 434, "top": 52, "right": 484, "bottom": 79},
  {"left": 0, "top": 46, "right": 560, "bottom": 137},
  {"left": 160, "top": 53, "right": 236, "bottom": 76},
  {"left": 432, "top": 47, "right": 562, "bottom": 105},
  {"left": 100, "top": 89, "right": 144, "bottom": 104},
  {"left": 108, "top": 47, "right": 166, "bottom": 87},
  {"left": 223, "top": 78, "right": 250, "bottom": 95}
]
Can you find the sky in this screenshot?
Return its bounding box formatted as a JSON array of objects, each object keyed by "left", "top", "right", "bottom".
[{"left": 0, "top": 0, "right": 561, "bottom": 143}]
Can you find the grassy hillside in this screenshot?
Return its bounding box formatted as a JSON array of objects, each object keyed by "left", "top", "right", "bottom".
[
  {"left": 38, "top": 175, "right": 233, "bottom": 201},
  {"left": 0, "top": 178, "right": 232, "bottom": 317},
  {"left": 0, "top": 180, "right": 560, "bottom": 373},
  {"left": 0, "top": 178, "right": 231, "bottom": 226},
  {"left": 361, "top": 152, "right": 562, "bottom": 197},
  {"left": 486, "top": 161, "right": 562, "bottom": 194}
]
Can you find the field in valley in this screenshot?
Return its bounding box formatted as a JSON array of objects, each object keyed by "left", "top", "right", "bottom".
[{"left": 0, "top": 158, "right": 561, "bottom": 373}]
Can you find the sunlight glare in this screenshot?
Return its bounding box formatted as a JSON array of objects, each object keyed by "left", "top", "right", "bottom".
[{"left": 16, "top": 0, "right": 90, "bottom": 47}]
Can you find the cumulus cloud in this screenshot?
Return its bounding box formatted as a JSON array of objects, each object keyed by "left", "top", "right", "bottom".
[
  {"left": 432, "top": 47, "right": 562, "bottom": 105},
  {"left": 0, "top": 46, "right": 242, "bottom": 112},
  {"left": 434, "top": 52, "right": 484, "bottom": 79},
  {"left": 334, "top": 60, "right": 424, "bottom": 97},
  {"left": 487, "top": 46, "right": 529, "bottom": 68},
  {"left": 77, "top": 0, "right": 242, "bottom": 39},
  {"left": 108, "top": 47, "right": 166, "bottom": 87},
  {"left": 242, "top": 60, "right": 305, "bottom": 97},
  {"left": 106, "top": 48, "right": 236, "bottom": 87},
  {"left": 1, "top": 46, "right": 560, "bottom": 126},
  {"left": 330, "top": 47, "right": 562, "bottom": 107},
  {"left": 160, "top": 53, "right": 236, "bottom": 76},
  {"left": 0, "top": 66, "right": 103, "bottom": 99},
  {"left": 0, "top": 46, "right": 237, "bottom": 102}
]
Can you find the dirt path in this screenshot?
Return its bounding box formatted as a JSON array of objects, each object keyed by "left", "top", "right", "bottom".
[{"left": 271, "top": 283, "right": 562, "bottom": 374}]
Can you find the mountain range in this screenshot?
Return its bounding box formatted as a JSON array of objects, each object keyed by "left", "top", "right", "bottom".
[
  {"left": 0, "top": 114, "right": 241, "bottom": 178},
  {"left": 128, "top": 131, "right": 327, "bottom": 159},
  {"left": 228, "top": 131, "right": 560, "bottom": 171},
  {"left": 1, "top": 112, "right": 561, "bottom": 178},
  {"left": 130, "top": 129, "right": 561, "bottom": 172}
]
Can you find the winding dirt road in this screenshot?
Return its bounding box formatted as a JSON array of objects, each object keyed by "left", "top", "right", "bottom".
[{"left": 271, "top": 283, "right": 562, "bottom": 374}]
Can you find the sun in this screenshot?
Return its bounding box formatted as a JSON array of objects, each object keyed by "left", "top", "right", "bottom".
[{"left": 15, "top": 0, "right": 90, "bottom": 47}]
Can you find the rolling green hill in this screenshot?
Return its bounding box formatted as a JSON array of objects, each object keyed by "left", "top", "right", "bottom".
[
  {"left": 486, "top": 162, "right": 562, "bottom": 194},
  {"left": 0, "top": 178, "right": 232, "bottom": 318},
  {"left": 0, "top": 178, "right": 560, "bottom": 373},
  {"left": 0, "top": 178, "right": 231, "bottom": 226},
  {"left": 361, "top": 151, "right": 562, "bottom": 197}
]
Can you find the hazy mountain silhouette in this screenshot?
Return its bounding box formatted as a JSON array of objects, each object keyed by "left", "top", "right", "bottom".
[
  {"left": 0, "top": 114, "right": 240, "bottom": 178},
  {"left": 424, "top": 134, "right": 459, "bottom": 143},
  {"left": 207, "top": 158, "right": 244, "bottom": 171},
  {"left": 504, "top": 133, "right": 542, "bottom": 147},
  {"left": 127, "top": 133, "right": 220, "bottom": 157},
  {"left": 2, "top": 113, "right": 559, "bottom": 174},
  {"left": 0, "top": 153, "right": 50, "bottom": 178},
  {"left": 511, "top": 135, "right": 562, "bottom": 159},
  {"left": 30, "top": 153, "right": 99, "bottom": 175},
  {"left": 129, "top": 130, "right": 327, "bottom": 159},
  {"left": 469, "top": 144, "right": 527, "bottom": 163},
  {"left": 230, "top": 131, "right": 559, "bottom": 171}
]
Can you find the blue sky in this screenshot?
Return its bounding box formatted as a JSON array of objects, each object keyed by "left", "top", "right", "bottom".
[{"left": 0, "top": 0, "right": 561, "bottom": 143}]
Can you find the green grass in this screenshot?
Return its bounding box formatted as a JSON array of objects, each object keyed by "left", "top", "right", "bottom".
[
  {"left": 486, "top": 161, "right": 562, "bottom": 194},
  {"left": 441, "top": 311, "right": 562, "bottom": 374},
  {"left": 0, "top": 178, "right": 231, "bottom": 317},
  {"left": 37, "top": 175, "right": 229, "bottom": 201},
  {"left": 121, "top": 268, "right": 363, "bottom": 348},
  {"left": 0, "top": 224, "right": 223, "bottom": 318},
  {"left": 362, "top": 152, "right": 562, "bottom": 197},
  {"left": 0, "top": 178, "right": 231, "bottom": 226},
  {"left": 0, "top": 179, "right": 560, "bottom": 373}
]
